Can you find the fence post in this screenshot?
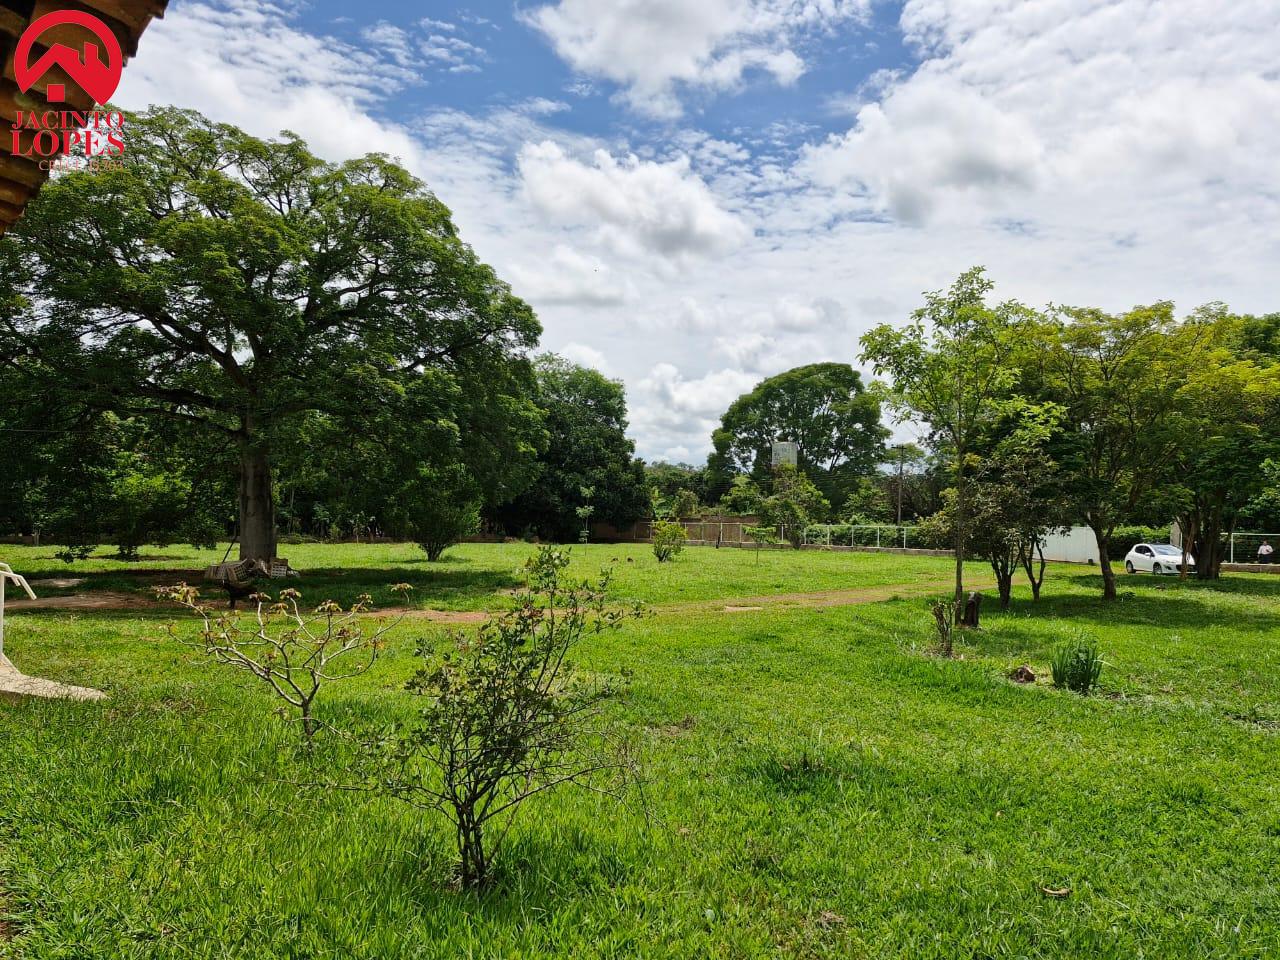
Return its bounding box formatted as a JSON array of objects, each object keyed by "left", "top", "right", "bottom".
[
  {"left": 1230, "top": 533, "right": 1235, "bottom": 564},
  {"left": 876, "top": 527, "right": 881, "bottom": 548}
]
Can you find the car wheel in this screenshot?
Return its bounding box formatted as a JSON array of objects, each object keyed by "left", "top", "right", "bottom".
[
  {"left": 1125, "top": 561, "right": 1135, "bottom": 574},
  {"left": 1154, "top": 563, "right": 1165, "bottom": 575}
]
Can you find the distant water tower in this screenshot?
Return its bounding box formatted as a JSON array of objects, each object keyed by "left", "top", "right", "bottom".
[{"left": 771, "top": 441, "right": 798, "bottom": 468}]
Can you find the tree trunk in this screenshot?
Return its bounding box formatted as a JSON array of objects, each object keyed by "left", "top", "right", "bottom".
[
  {"left": 953, "top": 472, "right": 967, "bottom": 626},
  {"left": 989, "top": 550, "right": 1015, "bottom": 610},
  {"left": 1195, "top": 500, "right": 1225, "bottom": 581},
  {"left": 239, "top": 443, "right": 277, "bottom": 562},
  {"left": 1019, "top": 538, "right": 1047, "bottom": 601},
  {"left": 1089, "top": 523, "right": 1117, "bottom": 601}
]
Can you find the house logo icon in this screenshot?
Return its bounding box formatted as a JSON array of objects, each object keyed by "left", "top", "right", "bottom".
[{"left": 15, "top": 10, "right": 124, "bottom": 106}]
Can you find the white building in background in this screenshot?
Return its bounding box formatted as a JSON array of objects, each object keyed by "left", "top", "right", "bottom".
[{"left": 1040, "top": 527, "right": 1102, "bottom": 564}]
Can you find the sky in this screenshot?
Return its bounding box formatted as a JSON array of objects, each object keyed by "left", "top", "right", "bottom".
[{"left": 115, "top": 0, "right": 1280, "bottom": 464}]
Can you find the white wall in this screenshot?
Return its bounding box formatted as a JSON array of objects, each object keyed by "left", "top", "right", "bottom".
[{"left": 1042, "top": 527, "right": 1101, "bottom": 564}]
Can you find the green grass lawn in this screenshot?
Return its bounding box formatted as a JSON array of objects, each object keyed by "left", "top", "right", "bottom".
[
  {"left": 2, "top": 541, "right": 960, "bottom": 610},
  {"left": 2, "top": 546, "right": 1278, "bottom": 958}
]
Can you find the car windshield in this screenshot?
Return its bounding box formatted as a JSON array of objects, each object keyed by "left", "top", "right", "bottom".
[{"left": 1151, "top": 546, "right": 1182, "bottom": 556}]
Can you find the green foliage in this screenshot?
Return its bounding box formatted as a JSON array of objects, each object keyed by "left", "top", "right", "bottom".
[
  {"left": 383, "top": 546, "right": 644, "bottom": 887},
  {"left": 841, "top": 476, "right": 892, "bottom": 524},
  {"left": 493, "top": 355, "right": 649, "bottom": 542},
  {"left": 1241, "top": 460, "right": 1280, "bottom": 531},
  {"left": 757, "top": 464, "right": 830, "bottom": 548},
  {"left": 710, "top": 362, "right": 888, "bottom": 506},
  {"left": 2, "top": 106, "right": 542, "bottom": 562},
  {"left": 744, "top": 524, "right": 780, "bottom": 563},
  {"left": 1020, "top": 302, "right": 1213, "bottom": 596},
  {"left": 717, "top": 474, "right": 764, "bottom": 516},
  {"left": 804, "top": 523, "right": 854, "bottom": 544},
  {"left": 671, "top": 488, "right": 701, "bottom": 519},
  {"left": 403, "top": 468, "right": 482, "bottom": 562},
  {"left": 1163, "top": 308, "right": 1280, "bottom": 578},
  {"left": 1050, "top": 634, "right": 1105, "bottom": 694},
  {"left": 862, "top": 268, "right": 1029, "bottom": 613},
  {"left": 652, "top": 519, "right": 688, "bottom": 562},
  {"left": 646, "top": 461, "right": 711, "bottom": 507}
]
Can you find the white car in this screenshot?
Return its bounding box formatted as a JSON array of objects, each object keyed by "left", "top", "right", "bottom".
[{"left": 1124, "top": 543, "right": 1195, "bottom": 575}]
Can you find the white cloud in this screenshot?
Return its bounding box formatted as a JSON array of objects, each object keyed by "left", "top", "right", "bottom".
[
  {"left": 517, "top": 141, "right": 751, "bottom": 263},
  {"left": 522, "top": 0, "right": 870, "bottom": 117},
  {"left": 559, "top": 342, "right": 614, "bottom": 374},
  {"left": 421, "top": 32, "right": 487, "bottom": 73},
  {"left": 115, "top": 1, "right": 1280, "bottom": 466},
  {"left": 119, "top": 1, "right": 422, "bottom": 163},
  {"left": 631, "top": 364, "right": 760, "bottom": 459},
  {"left": 508, "top": 245, "right": 637, "bottom": 307},
  {"left": 802, "top": 0, "right": 1280, "bottom": 228}
]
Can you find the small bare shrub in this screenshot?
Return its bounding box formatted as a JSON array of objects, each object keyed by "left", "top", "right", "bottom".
[
  {"left": 381, "top": 546, "right": 645, "bottom": 888},
  {"left": 159, "top": 583, "right": 411, "bottom": 748},
  {"left": 744, "top": 525, "right": 779, "bottom": 563}
]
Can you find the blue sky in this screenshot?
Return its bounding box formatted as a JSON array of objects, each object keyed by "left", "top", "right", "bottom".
[
  {"left": 311, "top": 0, "right": 913, "bottom": 146},
  {"left": 117, "top": 1, "right": 1280, "bottom": 462}
]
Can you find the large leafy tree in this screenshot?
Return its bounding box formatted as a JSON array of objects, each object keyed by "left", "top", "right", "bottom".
[
  {"left": 862, "top": 268, "right": 1028, "bottom": 622},
  {"left": 1167, "top": 308, "right": 1280, "bottom": 578},
  {"left": 0, "top": 107, "right": 541, "bottom": 561},
  {"left": 1020, "top": 303, "right": 1204, "bottom": 599},
  {"left": 492, "top": 355, "right": 648, "bottom": 541},
  {"left": 709, "top": 362, "right": 887, "bottom": 505}
]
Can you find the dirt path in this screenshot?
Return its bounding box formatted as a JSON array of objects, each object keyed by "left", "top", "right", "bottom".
[
  {"left": 658, "top": 577, "right": 997, "bottom": 617},
  {"left": 387, "top": 576, "right": 995, "bottom": 623},
  {"left": 8, "top": 577, "right": 992, "bottom": 622},
  {"left": 7, "top": 592, "right": 159, "bottom": 612}
]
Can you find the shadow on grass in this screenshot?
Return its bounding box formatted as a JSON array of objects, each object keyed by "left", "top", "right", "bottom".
[
  {"left": 20, "top": 565, "right": 524, "bottom": 611},
  {"left": 941, "top": 570, "right": 1280, "bottom": 664},
  {"left": 383, "top": 819, "right": 638, "bottom": 913}
]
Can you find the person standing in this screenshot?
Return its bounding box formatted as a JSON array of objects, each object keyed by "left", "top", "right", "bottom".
[{"left": 1259, "top": 540, "right": 1275, "bottom": 564}]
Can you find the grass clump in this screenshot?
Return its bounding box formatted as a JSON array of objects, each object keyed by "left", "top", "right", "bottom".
[{"left": 1050, "top": 633, "right": 1104, "bottom": 694}]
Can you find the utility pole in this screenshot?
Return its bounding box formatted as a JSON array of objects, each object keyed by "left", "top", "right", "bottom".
[{"left": 896, "top": 446, "right": 906, "bottom": 526}]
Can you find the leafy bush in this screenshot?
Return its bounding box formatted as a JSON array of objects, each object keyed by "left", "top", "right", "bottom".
[
  {"left": 383, "top": 547, "right": 645, "bottom": 887},
  {"left": 803, "top": 523, "right": 852, "bottom": 545},
  {"left": 652, "top": 520, "right": 688, "bottom": 562},
  {"left": 54, "top": 543, "right": 96, "bottom": 563},
  {"left": 403, "top": 471, "right": 481, "bottom": 562},
  {"left": 671, "top": 488, "right": 701, "bottom": 519},
  {"left": 1050, "top": 635, "right": 1104, "bottom": 694},
  {"left": 758, "top": 465, "right": 829, "bottom": 548},
  {"left": 717, "top": 474, "right": 763, "bottom": 515}
]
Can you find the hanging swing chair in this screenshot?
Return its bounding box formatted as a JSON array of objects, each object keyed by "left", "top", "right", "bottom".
[{"left": 203, "top": 540, "right": 297, "bottom": 609}]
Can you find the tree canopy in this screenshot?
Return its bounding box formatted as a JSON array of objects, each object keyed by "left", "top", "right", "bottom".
[
  {"left": 491, "top": 355, "right": 649, "bottom": 541},
  {"left": 862, "top": 268, "right": 1032, "bottom": 617},
  {"left": 0, "top": 107, "right": 542, "bottom": 561},
  {"left": 709, "top": 362, "right": 886, "bottom": 506}
]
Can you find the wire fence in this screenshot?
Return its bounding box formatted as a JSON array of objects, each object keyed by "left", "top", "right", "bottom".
[
  {"left": 1225, "top": 531, "right": 1280, "bottom": 565},
  {"left": 800, "top": 524, "right": 938, "bottom": 550}
]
